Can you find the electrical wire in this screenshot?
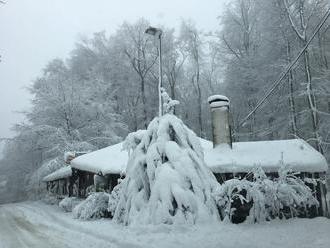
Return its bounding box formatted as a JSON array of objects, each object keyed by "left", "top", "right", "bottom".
[{"left": 239, "top": 8, "right": 330, "bottom": 127}]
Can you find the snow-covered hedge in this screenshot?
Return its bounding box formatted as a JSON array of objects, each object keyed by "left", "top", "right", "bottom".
[
  {"left": 214, "top": 166, "right": 319, "bottom": 223},
  {"left": 59, "top": 197, "right": 82, "bottom": 212},
  {"left": 73, "top": 192, "right": 110, "bottom": 220}
]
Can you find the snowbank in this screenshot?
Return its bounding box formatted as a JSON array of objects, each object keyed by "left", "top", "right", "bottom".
[
  {"left": 59, "top": 197, "right": 82, "bottom": 212},
  {"left": 204, "top": 139, "right": 328, "bottom": 173},
  {"left": 42, "top": 193, "right": 61, "bottom": 205}
]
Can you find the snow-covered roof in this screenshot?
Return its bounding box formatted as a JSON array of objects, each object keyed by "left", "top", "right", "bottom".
[
  {"left": 70, "top": 138, "right": 212, "bottom": 176},
  {"left": 204, "top": 139, "right": 328, "bottom": 173},
  {"left": 43, "top": 166, "right": 72, "bottom": 182},
  {"left": 70, "top": 142, "right": 128, "bottom": 175},
  {"left": 69, "top": 138, "right": 328, "bottom": 176}
]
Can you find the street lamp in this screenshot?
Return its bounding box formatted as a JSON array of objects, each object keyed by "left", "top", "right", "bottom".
[{"left": 145, "top": 26, "right": 163, "bottom": 117}]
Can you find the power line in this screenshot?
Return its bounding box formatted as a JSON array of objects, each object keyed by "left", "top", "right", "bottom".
[{"left": 239, "top": 8, "right": 330, "bottom": 127}]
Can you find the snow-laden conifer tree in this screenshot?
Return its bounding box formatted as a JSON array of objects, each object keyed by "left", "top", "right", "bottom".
[{"left": 112, "top": 90, "right": 219, "bottom": 225}]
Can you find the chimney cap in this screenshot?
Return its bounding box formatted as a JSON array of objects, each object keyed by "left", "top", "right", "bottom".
[
  {"left": 208, "top": 95, "right": 229, "bottom": 108},
  {"left": 208, "top": 95, "right": 229, "bottom": 103}
]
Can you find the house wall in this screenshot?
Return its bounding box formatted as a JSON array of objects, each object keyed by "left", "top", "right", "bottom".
[
  {"left": 77, "top": 170, "right": 95, "bottom": 198},
  {"left": 105, "top": 174, "right": 121, "bottom": 192},
  {"left": 69, "top": 169, "right": 123, "bottom": 198},
  {"left": 46, "top": 178, "right": 69, "bottom": 196}
]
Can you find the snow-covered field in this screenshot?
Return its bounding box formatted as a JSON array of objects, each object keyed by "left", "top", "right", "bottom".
[{"left": 0, "top": 201, "right": 330, "bottom": 248}]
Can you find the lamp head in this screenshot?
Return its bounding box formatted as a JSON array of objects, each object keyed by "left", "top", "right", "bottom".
[{"left": 145, "top": 26, "right": 162, "bottom": 37}]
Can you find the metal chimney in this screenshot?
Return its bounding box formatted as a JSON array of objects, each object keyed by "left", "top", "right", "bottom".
[{"left": 208, "top": 95, "right": 232, "bottom": 148}]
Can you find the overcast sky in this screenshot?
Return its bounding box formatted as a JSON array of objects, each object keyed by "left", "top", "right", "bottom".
[{"left": 0, "top": 0, "right": 226, "bottom": 139}]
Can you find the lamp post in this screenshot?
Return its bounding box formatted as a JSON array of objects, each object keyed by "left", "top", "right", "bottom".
[{"left": 145, "top": 26, "right": 163, "bottom": 117}]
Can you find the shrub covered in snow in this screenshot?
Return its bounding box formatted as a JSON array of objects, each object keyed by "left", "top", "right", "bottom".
[
  {"left": 113, "top": 112, "right": 219, "bottom": 225},
  {"left": 59, "top": 197, "right": 82, "bottom": 212},
  {"left": 73, "top": 192, "right": 110, "bottom": 220},
  {"left": 213, "top": 166, "right": 319, "bottom": 223},
  {"left": 108, "top": 183, "right": 122, "bottom": 217}
]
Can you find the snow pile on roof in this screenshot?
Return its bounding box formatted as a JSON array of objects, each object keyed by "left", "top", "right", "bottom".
[
  {"left": 43, "top": 166, "right": 72, "bottom": 182},
  {"left": 71, "top": 138, "right": 212, "bottom": 176},
  {"left": 64, "top": 151, "right": 75, "bottom": 163},
  {"left": 68, "top": 138, "right": 327, "bottom": 175},
  {"left": 204, "top": 139, "right": 328, "bottom": 173},
  {"left": 70, "top": 142, "right": 127, "bottom": 175}
]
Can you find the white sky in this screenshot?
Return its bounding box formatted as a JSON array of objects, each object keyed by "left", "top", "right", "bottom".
[{"left": 0, "top": 0, "right": 227, "bottom": 139}]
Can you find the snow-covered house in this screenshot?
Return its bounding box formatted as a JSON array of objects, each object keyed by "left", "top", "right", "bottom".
[
  {"left": 49, "top": 95, "right": 328, "bottom": 217},
  {"left": 69, "top": 143, "right": 127, "bottom": 197},
  {"left": 206, "top": 95, "right": 328, "bottom": 217},
  {"left": 43, "top": 152, "right": 87, "bottom": 197},
  {"left": 68, "top": 138, "right": 213, "bottom": 196}
]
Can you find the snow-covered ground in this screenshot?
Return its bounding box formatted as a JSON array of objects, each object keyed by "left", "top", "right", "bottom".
[
  {"left": 0, "top": 201, "right": 330, "bottom": 248},
  {"left": 0, "top": 140, "right": 4, "bottom": 160}
]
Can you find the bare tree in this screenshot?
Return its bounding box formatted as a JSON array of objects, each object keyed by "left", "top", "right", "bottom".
[
  {"left": 117, "top": 19, "right": 158, "bottom": 128},
  {"left": 162, "top": 29, "right": 187, "bottom": 106},
  {"left": 180, "top": 20, "right": 204, "bottom": 137},
  {"left": 282, "top": 0, "right": 323, "bottom": 153}
]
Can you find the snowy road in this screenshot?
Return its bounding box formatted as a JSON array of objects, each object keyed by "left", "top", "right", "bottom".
[
  {"left": 0, "top": 205, "right": 51, "bottom": 247},
  {"left": 0, "top": 202, "right": 139, "bottom": 248},
  {"left": 0, "top": 201, "right": 330, "bottom": 248}
]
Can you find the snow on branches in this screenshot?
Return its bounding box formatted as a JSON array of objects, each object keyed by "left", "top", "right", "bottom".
[
  {"left": 213, "top": 166, "right": 319, "bottom": 223},
  {"left": 73, "top": 192, "right": 110, "bottom": 220},
  {"left": 113, "top": 114, "right": 219, "bottom": 225},
  {"left": 161, "top": 87, "right": 179, "bottom": 114}
]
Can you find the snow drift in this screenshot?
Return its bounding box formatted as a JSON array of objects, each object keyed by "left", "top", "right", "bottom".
[{"left": 59, "top": 197, "right": 82, "bottom": 212}]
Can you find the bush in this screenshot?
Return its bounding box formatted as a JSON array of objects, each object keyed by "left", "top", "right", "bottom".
[
  {"left": 108, "top": 183, "right": 123, "bottom": 218},
  {"left": 73, "top": 192, "right": 110, "bottom": 220},
  {"left": 213, "top": 166, "right": 319, "bottom": 223},
  {"left": 59, "top": 197, "right": 82, "bottom": 212}
]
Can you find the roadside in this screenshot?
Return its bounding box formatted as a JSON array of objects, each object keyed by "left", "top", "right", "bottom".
[{"left": 0, "top": 201, "right": 330, "bottom": 248}]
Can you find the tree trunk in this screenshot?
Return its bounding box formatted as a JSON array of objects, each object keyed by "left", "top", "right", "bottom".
[
  {"left": 170, "top": 78, "right": 176, "bottom": 115},
  {"left": 286, "top": 41, "right": 298, "bottom": 137},
  {"left": 317, "top": 31, "right": 328, "bottom": 70},
  {"left": 140, "top": 76, "right": 148, "bottom": 129},
  {"left": 303, "top": 48, "right": 323, "bottom": 153},
  {"left": 197, "top": 84, "right": 203, "bottom": 138}
]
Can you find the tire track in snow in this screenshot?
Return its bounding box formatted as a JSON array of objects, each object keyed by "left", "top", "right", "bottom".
[
  {"left": 0, "top": 205, "right": 67, "bottom": 248},
  {"left": 12, "top": 202, "right": 143, "bottom": 248}
]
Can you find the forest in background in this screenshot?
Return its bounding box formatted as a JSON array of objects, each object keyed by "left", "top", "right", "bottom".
[{"left": 0, "top": 0, "right": 329, "bottom": 203}]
